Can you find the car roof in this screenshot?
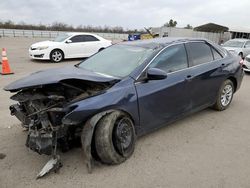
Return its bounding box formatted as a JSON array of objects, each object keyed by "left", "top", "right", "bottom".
[
  {"left": 65, "top": 32, "right": 105, "bottom": 40},
  {"left": 121, "top": 37, "right": 210, "bottom": 49},
  {"left": 66, "top": 32, "right": 99, "bottom": 36}
]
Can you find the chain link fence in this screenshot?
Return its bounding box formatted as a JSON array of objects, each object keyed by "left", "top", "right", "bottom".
[{"left": 0, "top": 29, "right": 128, "bottom": 41}]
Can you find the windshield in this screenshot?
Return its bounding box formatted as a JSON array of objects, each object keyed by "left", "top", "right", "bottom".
[
  {"left": 53, "top": 34, "right": 70, "bottom": 42},
  {"left": 223, "top": 40, "right": 245, "bottom": 48},
  {"left": 78, "top": 44, "right": 154, "bottom": 77}
]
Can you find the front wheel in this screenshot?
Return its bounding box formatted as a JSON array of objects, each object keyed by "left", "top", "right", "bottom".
[
  {"left": 50, "top": 49, "right": 64, "bottom": 63},
  {"left": 94, "top": 111, "right": 136, "bottom": 165},
  {"left": 213, "top": 79, "right": 234, "bottom": 111}
]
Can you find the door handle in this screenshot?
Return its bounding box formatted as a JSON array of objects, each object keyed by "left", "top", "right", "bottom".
[{"left": 185, "top": 75, "right": 193, "bottom": 81}]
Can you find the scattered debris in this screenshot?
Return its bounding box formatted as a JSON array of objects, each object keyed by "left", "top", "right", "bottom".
[{"left": 36, "top": 155, "right": 62, "bottom": 179}]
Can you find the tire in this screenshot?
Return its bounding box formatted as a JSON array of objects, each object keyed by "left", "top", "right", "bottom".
[
  {"left": 213, "top": 79, "right": 234, "bottom": 111},
  {"left": 94, "top": 111, "right": 136, "bottom": 165},
  {"left": 50, "top": 49, "right": 64, "bottom": 63}
]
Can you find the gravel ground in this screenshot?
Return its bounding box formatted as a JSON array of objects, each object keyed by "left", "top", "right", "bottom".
[{"left": 0, "top": 37, "right": 250, "bottom": 188}]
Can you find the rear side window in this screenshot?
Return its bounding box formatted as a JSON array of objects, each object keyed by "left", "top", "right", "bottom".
[
  {"left": 70, "top": 35, "right": 85, "bottom": 43},
  {"left": 211, "top": 47, "right": 223, "bottom": 60},
  {"left": 188, "top": 42, "right": 213, "bottom": 66},
  {"left": 149, "top": 44, "right": 188, "bottom": 73},
  {"left": 83, "top": 35, "right": 99, "bottom": 42}
]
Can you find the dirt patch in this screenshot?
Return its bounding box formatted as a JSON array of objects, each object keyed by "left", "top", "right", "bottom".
[{"left": 0, "top": 153, "right": 6, "bottom": 159}]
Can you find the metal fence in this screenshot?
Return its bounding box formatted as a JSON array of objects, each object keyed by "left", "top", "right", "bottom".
[{"left": 0, "top": 29, "right": 128, "bottom": 40}]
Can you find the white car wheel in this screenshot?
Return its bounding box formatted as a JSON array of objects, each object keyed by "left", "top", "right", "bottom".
[{"left": 50, "top": 50, "right": 64, "bottom": 63}]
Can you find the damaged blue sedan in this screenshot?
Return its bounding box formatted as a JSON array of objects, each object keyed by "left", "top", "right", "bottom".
[{"left": 4, "top": 38, "right": 244, "bottom": 177}]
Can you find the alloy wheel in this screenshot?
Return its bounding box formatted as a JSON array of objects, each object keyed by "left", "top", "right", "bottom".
[
  {"left": 52, "top": 51, "right": 62, "bottom": 62},
  {"left": 220, "top": 84, "right": 233, "bottom": 107}
]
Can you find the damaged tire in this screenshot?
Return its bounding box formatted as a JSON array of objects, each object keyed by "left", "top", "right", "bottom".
[{"left": 94, "top": 111, "right": 136, "bottom": 165}]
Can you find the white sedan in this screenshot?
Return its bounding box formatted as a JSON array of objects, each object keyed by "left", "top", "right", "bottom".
[
  {"left": 222, "top": 38, "right": 250, "bottom": 59},
  {"left": 29, "top": 33, "right": 112, "bottom": 62},
  {"left": 243, "top": 55, "right": 250, "bottom": 72}
]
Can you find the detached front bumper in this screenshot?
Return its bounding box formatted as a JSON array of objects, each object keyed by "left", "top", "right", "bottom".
[{"left": 29, "top": 48, "right": 50, "bottom": 60}]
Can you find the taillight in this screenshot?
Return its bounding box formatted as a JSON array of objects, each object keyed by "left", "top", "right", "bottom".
[{"left": 239, "top": 59, "right": 244, "bottom": 68}]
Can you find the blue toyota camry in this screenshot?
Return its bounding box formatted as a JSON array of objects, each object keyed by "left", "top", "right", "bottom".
[{"left": 5, "top": 37, "right": 244, "bottom": 176}]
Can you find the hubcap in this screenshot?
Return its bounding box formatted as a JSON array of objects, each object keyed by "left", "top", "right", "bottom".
[
  {"left": 114, "top": 118, "right": 133, "bottom": 155},
  {"left": 52, "top": 51, "right": 62, "bottom": 62},
  {"left": 221, "top": 84, "right": 233, "bottom": 107}
]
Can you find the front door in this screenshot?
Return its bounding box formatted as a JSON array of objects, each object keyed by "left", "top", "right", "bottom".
[
  {"left": 135, "top": 43, "right": 192, "bottom": 133},
  {"left": 65, "top": 35, "right": 86, "bottom": 58}
]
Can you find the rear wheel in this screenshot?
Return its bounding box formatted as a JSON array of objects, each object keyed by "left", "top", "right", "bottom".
[
  {"left": 50, "top": 49, "right": 64, "bottom": 63},
  {"left": 94, "top": 111, "right": 136, "bottom": 164},
  {"left": 213, "top": 79, "right": 234, "bottom": 111}
]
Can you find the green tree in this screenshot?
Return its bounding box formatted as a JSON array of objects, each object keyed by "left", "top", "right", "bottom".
[
  {"left": 184, "top": 24, "right": 193, "bottom": 29},
  {"left": 163, "top": 19, "right": 177, "bottom": 27}
]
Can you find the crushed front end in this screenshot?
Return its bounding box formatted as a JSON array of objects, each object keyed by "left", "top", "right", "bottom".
[{"left": 8, "top": 81, "right": 108, "bottom": 156}]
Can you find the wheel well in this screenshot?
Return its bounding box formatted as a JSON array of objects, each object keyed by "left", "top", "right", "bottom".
[
  {"left": 227, "top": 77, "right": 237, "bottom": 92},
  {"left": 98, "top": 47, "right": 105, "bottom": 52},
  {"left": 239, "top": 52, "right": 243, "bottom": 58},
  {"left": 50, "top": 49, "right": 64, "bottom": 58}
]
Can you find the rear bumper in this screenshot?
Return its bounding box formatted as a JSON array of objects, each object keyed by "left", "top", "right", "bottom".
[{"left": 243, "top": 60, "right": 250, "bottom": 72}]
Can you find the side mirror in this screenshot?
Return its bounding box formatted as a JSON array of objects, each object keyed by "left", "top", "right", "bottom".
[
  {"left": 65, "top": 39, "right": 72, "bottom": 44},
  {"left": 146, "top": 68, "right": 167, "bottom": 80}
]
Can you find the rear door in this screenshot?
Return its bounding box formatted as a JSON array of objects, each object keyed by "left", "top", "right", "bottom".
[
  {"left": 135, "top": 43, "right": 193, "bottom": 133},
  {"left": 81, "top": 35, "right": 101, "bottom": 56},
  {"left": 185, "top": 41, "right": 226, "bottom": 109}
]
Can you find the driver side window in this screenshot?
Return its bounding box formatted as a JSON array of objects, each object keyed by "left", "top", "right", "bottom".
[{"left": 149, "top": 44, "right": 188, "bottom": 73}]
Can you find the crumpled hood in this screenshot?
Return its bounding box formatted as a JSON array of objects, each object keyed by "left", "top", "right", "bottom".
[
  {"left": 31, "top": 40, "right": 60, "bottom": 48},
  {"left": 4, "top": 65, "right": 119, "bottom": 91}
]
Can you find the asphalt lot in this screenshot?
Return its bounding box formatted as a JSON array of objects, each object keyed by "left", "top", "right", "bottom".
[{"left": 0, "top": 37, "right": 250, "bottom": 188}]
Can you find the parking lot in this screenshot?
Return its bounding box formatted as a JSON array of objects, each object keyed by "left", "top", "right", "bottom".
[{"left": 1, "top": 37, "right": 250, "bottom": 188}]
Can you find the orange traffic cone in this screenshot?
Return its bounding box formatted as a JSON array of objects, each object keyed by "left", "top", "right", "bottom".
[{"left": 1, "top": 48, "right": 14, "bottom": 75}]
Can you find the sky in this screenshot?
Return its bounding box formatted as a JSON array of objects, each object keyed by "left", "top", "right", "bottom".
[{"left": 0, "top": 0, "right": 249, "bottom": 30}]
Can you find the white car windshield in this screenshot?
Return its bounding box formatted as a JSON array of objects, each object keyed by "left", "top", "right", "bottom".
[
  {"left": 53, "top": 34, "right": 70, "bottom": 42},
  {"left": 78, "top": 44, "right": 154, "bottom": 78},
  {"left": 223, "top": 40, "right": 245, "bottom": 48}
]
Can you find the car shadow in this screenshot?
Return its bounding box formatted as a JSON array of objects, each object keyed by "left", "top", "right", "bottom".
[{"left": 30, "top": 58, "right": 88, "bottom": 64}]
